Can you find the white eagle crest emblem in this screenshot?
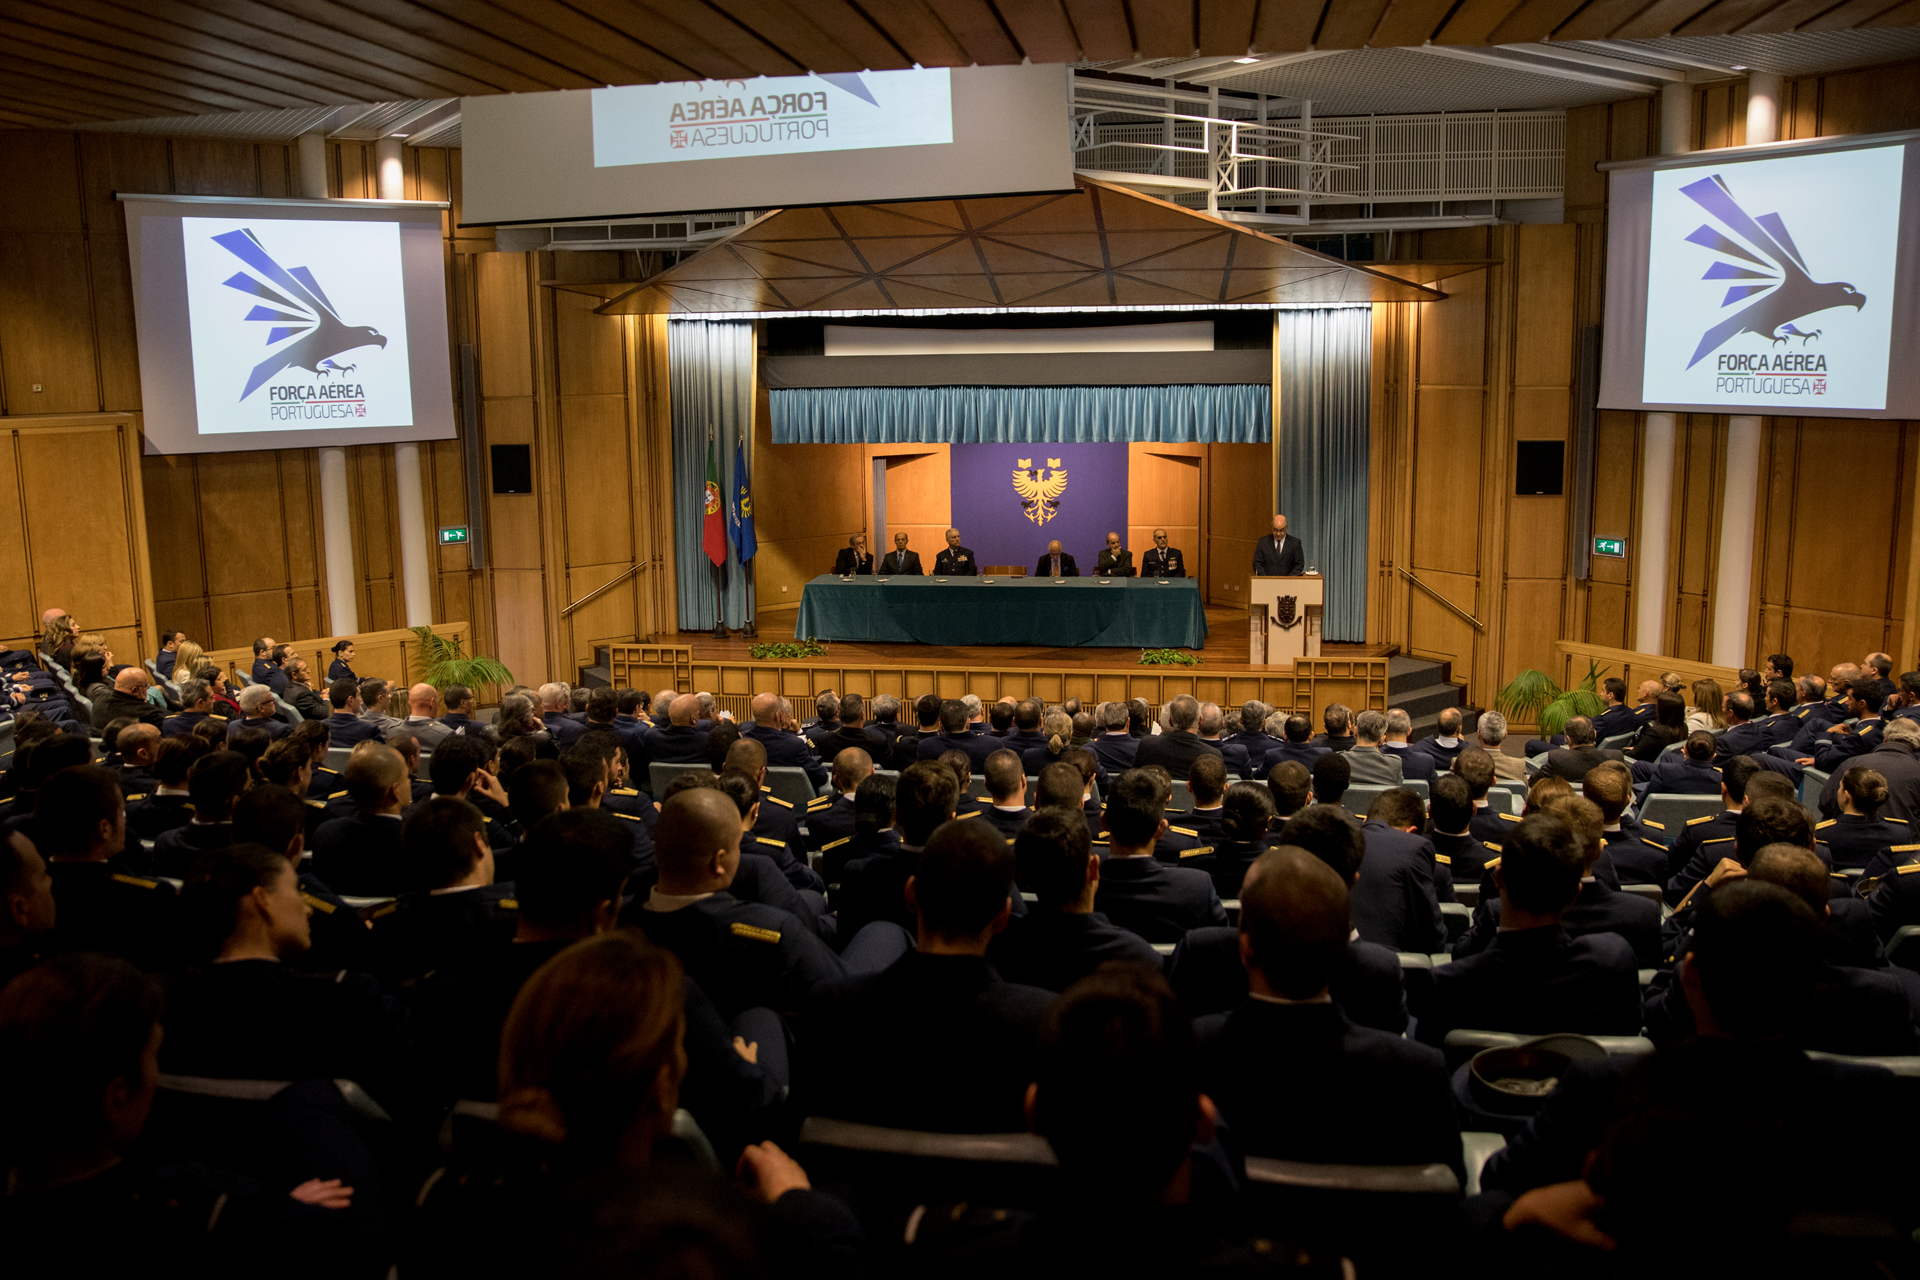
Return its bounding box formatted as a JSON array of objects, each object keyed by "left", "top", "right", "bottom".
[{"left": 1013, "top": 458, "right": 1067, "bottom": 526}]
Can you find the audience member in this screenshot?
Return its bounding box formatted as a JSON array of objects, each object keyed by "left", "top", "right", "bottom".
[
  {"left": 1092, "top": 769, "right": 1227, "bottom": 942},
  {"left": 311, "top": 744, "right": 411, "bottom": 896},
  {"left": 989, "top": 808, "right": 1161, "bottom": 990},
  {"left": 1350, "top": 787, "right": 1447, "bottom": 953},
  {"left": 1186, "top": 781, "right": 1275, "bottom": 900}
]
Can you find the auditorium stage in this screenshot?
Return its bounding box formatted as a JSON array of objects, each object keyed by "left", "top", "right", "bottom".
[{"left": 686, "top": 604, "right": 1395, "bottom": 675}]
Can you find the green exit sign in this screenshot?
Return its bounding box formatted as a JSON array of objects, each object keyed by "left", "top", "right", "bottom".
[
  {"left": 1593, "top": 536, "right": 1627, "bottom": 558},
  {"left": 438, "top": 526, "right": 469, "bottom": 545}
]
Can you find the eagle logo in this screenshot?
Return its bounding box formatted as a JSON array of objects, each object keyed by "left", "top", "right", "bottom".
[
  {"left": 214, "top": 228, "right": 388, "bottom": 400},
  {"left": 1276, "top": 596, "right": 1299, "bottom": 629},
  {"left": 1013, "top": 458, "right": 1067, "bottom": 526},
  {"left": 1679, "top": 174, "right": 1866, "bottom": 369}
]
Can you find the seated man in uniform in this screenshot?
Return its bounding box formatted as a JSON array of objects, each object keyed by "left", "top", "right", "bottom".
[
  {"left": 1094, "top": 769, "right": 1228, "bottom": 943},
  {"left": 1349, "top": 787, "right": 1447, "bottom": 953},
  {"left": 979, "top": 748, "right": 1032, "bottom": 843},
  {"left": 39, "top": 764, "right": 176, "bottom": 970},
  {"left": 934, "top": 528, "right": 976, "bottom": 576},
  {"left": 369, "top": 797, "right": 517, "bottom": 986},
  {"left": 1196, "top": 846, "right": 1461, "bottom": 1179},
  {"left": 310, "top": 744, "right": 413, "bottom": 898},
  {"left": 150, "top": 749, "right": 249, "bottom": 878},
  {"left": 798, "top": 817, "right": 1054, "bottom": 1132},
  {"left": 988, "top": 808, "right": 1161, "bottom": 991},
  {"left": 1141, "top": 527, "right": 1185, "bottom": 579}
]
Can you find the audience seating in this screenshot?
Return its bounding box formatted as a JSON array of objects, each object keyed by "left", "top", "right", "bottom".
[
  {"left": 324, "top": 746, "right": 353, "bottom": 775},
  {"left": 1640, "top": 792, "right": 1725, "bottom": 831},
  {"left": 1488, "top": 780, "right": 1527, "bottom": 812},
  {"left": 650, "top": 761, "right": 714, "bottom": 794},
  {"left": 795, "top": 1116, "right": 1064, "bottom": 1220},
  {"left": 1460, "top": 1131, "right": 1508, "bottom": 1196},
  {"left": 1598, "top": 731, "right": 1634, "bottom": 751},
  {"left": 1617, "top": 883, "right": 1664, "bottom": 905},
  {"left": 1886, "top": 926, "right": 1920, "bottom": 974},
  {"left": 1801, "top": 766, "right": 1830, "bottom": 810},
  {"left": 1439, "top": 1029, "right": 1654, "bottom": 1071},
  {"left": 1240, "top": 1154, "right": 1460, "bottom": 1269},
  {"left": 1341, "top": 783, "right": 1389, "bottom": 819},
  {"left": 1440, "top": 901, "right": 1471, "bottom": 942},
  {"left": 766, "top": 764, "right": 820, "bottom": 806}
]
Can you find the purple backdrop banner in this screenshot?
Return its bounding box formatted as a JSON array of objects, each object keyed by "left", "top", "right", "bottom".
[{"left": 947, "top": 443, "right": 1129, "bottom": 574}]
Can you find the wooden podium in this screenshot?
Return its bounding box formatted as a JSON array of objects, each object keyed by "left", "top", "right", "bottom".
[{"left": 1248, "top": 576, "right": 1323, "bottom": 666}]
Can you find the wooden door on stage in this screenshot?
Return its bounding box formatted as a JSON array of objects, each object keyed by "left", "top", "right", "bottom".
[{"left": 1129, "top": 447, "right": 1202, "bottom": 590}]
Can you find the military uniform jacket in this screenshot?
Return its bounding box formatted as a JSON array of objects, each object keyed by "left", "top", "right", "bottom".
[
  {"left": 1818, "top": 813, "right": 1909, "bottom": 870},
  {"left": 116, "top": 764, "right": 160, "bottom": 796},
  {"left": 1350, "top": 821, "right": 1445, "bottom": 954},
  {"left": 1598, "top": 826, "right": 1671, "bottom": 887},
  {"left": 1814, "top": 719, "right": 1886, "bottom": 771},
  {"left": 979, "top": 805, "right": 1032, "bottom": 844},
  {"left": 642, "top": 723, "right": 711, "bottom": 765},
  {"left": 1132, "top": 730, "right": 1224, "bottom": 781},
  {"left": 47, "top": 859, "right": 178, "bottom": 970},
  {"left": 126, "top": 792, "right": 195, "bottom": 842},
  {"left": 1719, "top": 716, "right": 1788, "bottom": 761},
  {"left": 311, "top": 811, "right": 407, "bottom": 897},
  {"left": 833, "top": 846, "right": 922, "bottom": 937},
  {"left": 746, "top": 829, "right": 822, "bottom": 894},
  {"left": 1416, "top": 924, "right": 1641, "bottom": 1046},
  {"left": 1431, "top": 830, "right": 1498, "bottom": 887},
  {"left": 1165, "top": 927, "right": 1407, "bottom": 1032},
  {"left": 1643, "top": 954, "right": 1920, "bottom": 1055},
  {"left": 986, "top": 909, "right": 1164, "bottom": 992},
  {"left": 933, "top": 546, "right": 977, "bottom": 576},
  {"left": 321, "top": 712, "right": 382, "bottom": 747},
  {"left": 160, "top": 957, "right": 409, "bottom": 1084},
  {"left": 1452, "top": 879, "right": 1662, "bottom": 967},
  {"left": 369, "top": 882, "right": 520, "bottom": 985},
  {"left": 1141, "top": 546, "right": 1185, "bottom": 578},
  {"left": 228, "top": 715, "right": 291, "bottom": 742},
  {"left": 1643, "top": 753, "right": 1723, "bottom": 796},
  {"left": 161, "top": 709, "right": 227, "bottom": 739},
  {"left": 1092, "top": 855, "right": 1227, "bottom": 943},
  {"left": 797, "top": 952, "right": 1054, "bottom": 1133},
  {"left": 1186, "top": 837, "right": 1269, "bottom": 901},
  {"left": 1154, "top": 806, "right": 1225, "bottom": 861},
  {"left": 1260, "top": 741, "right": 1328, "bottom": 778},
  {"left": 294, "top": 871, "right": 374, "bottom": 974},
  {"left": 803, "top": 793, "right": 855, "bottom": 854},
  {"left": 744, "top": 722, "right": 828, "bottom": 787},
  {"left": 1790, "top": 698, "right": 1851, "bottom": 752},
  {"left": 1819, "top": 739, "right": 1920, "bottom": 824},
  {"left": 626, "top": 892, "right": 844, "bottom": 1019},
  {"left": 1869, "top": 854, "right": 1920, "bottom": 940},
  {"left": 1382, "top": 741, "right": 1437, "bottom": 781},
  {"left": 1591, "top": 704, "right": 1643, "bottom": 741},
  {"left": 917, "top": 730, "right": 1002, "bottom": 770},
  {"left": 151, "top": 821, "right": 234, "bottom": 879},
  {"left": 1197, "top": 1001, "right": 1461, "bottom": 1179},
  {"left": 1090, "top": 732, "right": 1140, "bottom": 774},
  {"left": 815, "top": 725, "right": 886, "bottom": 765},
  {"left": 1662, "top": 809, "right": 1739, "bottom": 897}
]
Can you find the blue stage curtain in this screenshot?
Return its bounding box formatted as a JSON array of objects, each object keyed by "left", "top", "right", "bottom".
[
  {"left": 1277, "top": 308, "right": 1372, "bottom": 643},
  {"left": 768, "top": 384, "right": 1270, "bottom": 444},
  {"left": 670, "top": 319, "right": 755, "bottom": 630}
]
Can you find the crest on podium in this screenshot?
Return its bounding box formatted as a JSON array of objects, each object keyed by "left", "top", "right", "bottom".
[{"left": 1275, "top": 595, "right": 1300, "bottom": 629}]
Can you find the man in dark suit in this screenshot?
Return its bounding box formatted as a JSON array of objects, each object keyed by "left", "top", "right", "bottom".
[
  {"left": 311, "top": 743, "right": 413, "bottom": 897},
  {"left": 1380, "top": 708, "right": 1435, "bottom": 781},
  {"left": 878, "top": 531, "right": 921, "bottom": 576},
  {"left": 1141, "top": 527, "right": 1185, "bottom": 579},
  {"left": 917, "top": 699, "right": 1001, "bottom": 770},
  {"left": 933, "top": 527, "right": 976, "bottom": 576},
  {"left": 1535, "top": 716, "right": 1626, "bottom": 782},
  {"left": 1416, "top": 811, "right": 1642, "bottom": 1045},
  {"left": 1258, "top": 714, "right": 1326, "bottom": 778},
  {"left": 1094, "top": 531, "right": 1134, "bottom": 578},
  {"left": 1428, "top": 773, "right": 1499, "bottom": 887},
  {"left": 1250, "top": 513, "right": 1305, "bottom": 576},
  {"left": 831, "top": 533, "right": 874, "bottom": 575},
  {"left": 988, "top": 808, "right": 1161, "bottom": 991},
  {"left": 320, "top": 679, "right": 382, "bottom": 747},
  {"left": 1131, "top": 694, "right": 1223, "bottom": 781},
  {"left": 798, "top": 816, "right": 1054, "bottom": 1133},
  {"left": 642, "top": 693, "right": 713, "bottom": 765},
  {"left": 1350, "top": 787, "right": 1448, "bottom": 953},
  {"left": 1090, "top": 701, "right": 1140, "bottom": 774},
  {"left": 740, "top": 692, "right": 827, "bottom": 789},
  {"left": 1035, "top": 539, "right": 1078, "bottom": 578},
  {"left": 92, "top": 667, "right": 164, "bottom": 732},
  {"left": 813, "top": 692, "right": 885, "bottom": 761},
  {"left": 1094, "top": 768, "right": 1228, "bottom": 943},
  {"left": 1196, "top": 847, "right": 1462, "bottom": 1180}
]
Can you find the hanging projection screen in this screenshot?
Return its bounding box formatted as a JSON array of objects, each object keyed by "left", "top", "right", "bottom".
[
  {"left": 460, "top": 63, "right": 1074, "bottom": 225},
  {"left": 121, "top": 193, "right": 457, "bottom": 455},
  {"left": 1597, "top": 128, "right": 1920, "bottom": 419}
]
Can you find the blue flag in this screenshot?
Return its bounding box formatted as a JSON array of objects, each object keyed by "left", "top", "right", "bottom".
[{"left": 729, "top": 438, "right": 757, "bottom": 563}]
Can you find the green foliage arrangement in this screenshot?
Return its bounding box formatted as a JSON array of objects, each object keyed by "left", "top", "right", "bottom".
[
  {"left": 749, "top": 638, "right": 827, "bottom": 660},
  {"left": 1495, "top": 659, "right": 1607, "bottom": 733},
  {"left": 1139, "top": 649, "right": 1202, "bottom": 667},
  {"left": 410, "top": 626, "right": 514, "bottom": 693}
]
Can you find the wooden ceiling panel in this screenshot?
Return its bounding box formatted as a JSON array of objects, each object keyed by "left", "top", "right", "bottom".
[
  {"left": 1551, "top": 0, "right": 1668, "bottom": 38},
  {"left": 1005, "top": 274, "right": 1120, "bottom": 306},
  {"left": 859, "top": 0, "right": 973, "bottom": 65},
  {"left": 1061, "top": 0, "right": 1136, "bottom": 59},
  {"left": 1104, "top": 231, "right": 1235, "bottom": 268},
  {"left": 840, "top": 234, "right": 969, "bottom": 271},
  {"left": 925, "top": 0, "right": 1025, "bottom": 63},
  {"left": 1197, "top": 0, "right": 1257, "bottom": 52},
  {"left": 0, "top": 24, "right": 295, "bottom": 112},
  {"left": 730, "top": 242, "right": 874, "bottom": 276},
  {"left": 983, "top": 232, "right": 1111, "bottom": 268},
  {"left": 994, "top": 0, "right": 1083, "bottom": 59},
  {"left": 1795, "top": 0, "right": 1904, "bottom": 28},
  {"left": 878, "top": 275, "right": 1006, "bottom": 305},
  {"left": 975, "top": 235, "right": 1104, "bottom": 272},
  {"left": 1369, "top": 0, "right": 1457, "bottom": 46},
  {"left": 1316, "top": 0, "right": 1395, "bottom": 46},
  {"left": 963, "top": 192, "right": 1085, "bottom": 234},
  {"left": 1434, "top": 0, "right": 1533, "bottom": 43},
  {"left": 828, "top": 202, "right": 968, "bottom": 237},
  {"left": 1676, "top": 0, "right": 1794, "bottom": 34},
  {"left": 881, "top": 238, "right": 1001, "bottom": 276},
  {"left": 390, "top": 0, "right": 699, "bottom": 83},
  {"left": 703, "top": 0, "right": 908, "bottom": 72},
  {"left": 1488, "top": 0, "right": 1599, "bottom": 42},
  {"left": 1253, "top": 0, "right": 1328, "bottom": 49},
  {"left": 735, "top": 208, "right": 848, "bottom": 241},
  {"left": 1612, "top": 0, "right": 1725, "bottom": 38},
  {"left": 1128, "top": 0, "right": 1195, "bottom": 52}
]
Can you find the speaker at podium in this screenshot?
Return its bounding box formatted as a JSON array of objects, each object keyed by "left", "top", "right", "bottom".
[{"left": 1249, "top": 575, "right": 1323, "bottom": 665}]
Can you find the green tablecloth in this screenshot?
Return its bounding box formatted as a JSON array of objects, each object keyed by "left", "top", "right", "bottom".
[{"left": 793, "top": 574, "right": 1208, "bottom": 648}]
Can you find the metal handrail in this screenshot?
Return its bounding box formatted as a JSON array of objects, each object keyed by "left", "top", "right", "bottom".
[
  {"left": 560, "top": 562, "right": 645, "bottom": 618},
  {"left": 1396, "top": 565, "right": 1485, "bottom": 631}
]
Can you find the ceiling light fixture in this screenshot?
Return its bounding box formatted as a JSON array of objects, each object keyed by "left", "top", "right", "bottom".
[
  {"left": 1233, "top": 56, "right": 1260, "bottom": 63},
  {"left": 1730, "top": 64, "right": 1748, "bottom": 70}
]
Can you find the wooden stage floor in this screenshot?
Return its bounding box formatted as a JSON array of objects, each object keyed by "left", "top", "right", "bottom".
[{"left": 681, "top": 605, "right": 1395, "bottom": 673}]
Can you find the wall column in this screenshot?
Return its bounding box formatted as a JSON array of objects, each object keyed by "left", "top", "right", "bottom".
[
  {"left": 298, "top": 130, "right": 360, "bottom": 634},
  {"left": 1632, "top": 84, "right": 1692, "bottom": 657},
  {"left": 1746, "top": 70, "right": 1783, "bottom": 147},
  {"left": 376, "top": 135, "right": 434, "bottom": 626}
]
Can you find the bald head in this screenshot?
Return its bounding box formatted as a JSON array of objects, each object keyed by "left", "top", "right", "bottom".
[
  {"left": 408, "top": 683, "right": 439, "bottom": 716},
  {"left": 1047, "top": 540, "right": 1062, "bottom": 556},
  {"left": 724, "top": 737, "right": 768, "bottom": 778},
  {"left": 113, "top": 668, "right": 148, "bottom": 695},
  {"left": 39, "top": 608, "right": 66, "bottom": 627},
  {"left": 655, "top": 789, "right": 744, "bottom": 892},
  {"left": 118, "top": 722, "right": 160, "bottom": 765},
  {"left": 833, "top": 746, "right": 873, "bottom": 792},
  {"left": 669, "top": 693, "right": 701, "bottom": 726},
  {"left": 751, "top": 692, "right": 781, "bottom": 725}
]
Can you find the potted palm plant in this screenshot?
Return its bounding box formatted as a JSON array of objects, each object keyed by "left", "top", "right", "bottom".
[
  {"left": 1494, "top": 659, "right": 1608, "bottom": 734},
  {"left": 409, "top": 626, "right": 514, "bottom": 700}
]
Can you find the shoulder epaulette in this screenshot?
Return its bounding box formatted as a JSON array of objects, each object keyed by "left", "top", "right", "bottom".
[
  {"left": 125, "top": 793, "right": 147, "bottom": 802},
  {"left": 1891, "top": 817, "right": 1910, "bottom": 825},
  {"left": 1483, "top": 841, "right": 1501, "bottom": 851},
  {"left": 821, "top": 836, "right": 850, "bottom": 850},
  {"left": 1179, "top": 846, "right": 1214, "bottom": 858},
  {"left": 1891, "top": 843, "right": 1920, "bottom": 853},
  {"left": 612, "top": 810, "right": 641, "bottom": 822},
  {"left": 1816, "top": 819, "right": 1836, "bottom": 829},
  {"left": 1483, "top": 857, "right": 1501, "bottom": 871},
  {"left": 1642, "top": 818, "right": 1665, "bottom": 829},
  {"left": 807, "top": 796, "right": 833, "bottom": 810},
  {"left": 1900, "top": 863, "right": 1920, "bottom": 875},
  {"left": 316, "top": 766, "right": 338, "bottom": 776},
  {"left": 111, "top": 873, "right": 160, "bottom": 890},
  {"left": 1643, "top": 838, "right": 1667, "bottom": 850},
  {"left": 300, "top": 892, "right": 336, "bottom": 915},
  {"left": 761, "top": 794, "right": 794, "bottom": 809},
  {"left": 1434, "top": 853, "right": 1452, "bottom": 866},
  {"left": 730, "top": 921, "right": 782, "bottom": 944},
  {"left": 1703, "top": 836, "right": 1735, "bottom": 845},
  {"left": 498, "top": 898, "right": 518, "bottom": 910},
  {"left": 754, "top": 836, "right": 785, "bottom": 848},
  {"left": 370, "top": 900, "right": 403, "bottom": 919},
  {"left": 209, "top": 714, "right": 227, "bottom": 721},
  {"left": 329, "top": 790, "right": 348, "bottom": 800},
  {"left": 955, "top": 809, "right": 982, "bottom": 819},
  {"left": 1686, "top": 814, "right": 1717, "bottom": 826},
  {"left": 1499, "top": 811, "right": 1520, "bottom": 823},
  {"left": 611, "top": 787, "right": 639, "bottom": 797},
  {"left": 305, "top": 799, "right": 325, "bottom": 810},
  {"left": 1169, "top": 825, "right": 1199, "bottom": 837}
]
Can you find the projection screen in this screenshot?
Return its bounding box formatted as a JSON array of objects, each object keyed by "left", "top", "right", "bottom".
[
  {"left": 1597, "top": 128, "right": 1920, "bottom": 419},
  {"left": 122, "top": 193, "right": 457, "bottom": 455}
]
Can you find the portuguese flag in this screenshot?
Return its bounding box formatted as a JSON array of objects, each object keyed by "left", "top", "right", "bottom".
[{"left": 702, "top": 436, "right": 727, "bottom": 566}]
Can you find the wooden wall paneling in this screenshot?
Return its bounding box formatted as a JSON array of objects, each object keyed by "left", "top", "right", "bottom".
[
  {"left": 1503, "top": 225, "right": 1576, "bottom": 686},
  {"left": 1666, "top": 415, "right": 1724, "bottom": 662},
  {"left": 0, "top": 430, "right": 29, "bottom": 639},
  {"left": 0, "top": 230, "right": 100, "bottom": 416},
  {"left": 475, "top": 252, "right": 551, "bottom": 686},
  {"left": 1474, "top": 227, "right": 1519, "bottom": 702},
  {"left": 17, "top": 426, "right": 137, "bottom": 634},
  {"left": 1204, "top": 441, "right": 1270, "bottom": 609},
  {"left": 1369, "top": 302, "right": 1416, "bottom": 648},
  {"left": 76, "top": 134, "right": 171, "bottom": 414},
  {"left": 529, "top": 251, "right": 570, "bottom": 677},
  {"left": 347, "top": 444, "right": 401, "bottom": 633},
  {"left": 630, "top": 313, "right": 675, "bottom": 640},
  {"left": 1128, "top": 442, "right": 1202, "bottom": 587},
  {"left": 1583, "top": 410, "right": 1640, "bottom": 650},
  {"left": 751, "top": 364, "right": 864, "bottom": 616},
  {"left": 1810, "top": 59, "right": 1920, "bottom": 136}
]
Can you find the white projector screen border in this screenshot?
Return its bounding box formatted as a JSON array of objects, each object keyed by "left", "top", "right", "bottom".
[
  {"left": 459, "top": 63, "right": 1075, "bottom": 226},
  {"left": 121, "top": 193, "right": 458, "bottom": 455},
  {"left": 1596, "top": 128, "right": 1920, "bottom": 420}
]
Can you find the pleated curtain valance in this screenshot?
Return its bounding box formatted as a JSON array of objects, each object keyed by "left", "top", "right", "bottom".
[{"left": 767, "top": 383, "right": 1272, "bottom": 444}]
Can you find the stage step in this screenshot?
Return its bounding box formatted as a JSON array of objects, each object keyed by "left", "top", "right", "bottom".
[
  {"left": 578, "top": 644, "right": 613, "bottom": 692},
  {"left": 1384, "top": 655, "right": 1472, "bottom": 740}
]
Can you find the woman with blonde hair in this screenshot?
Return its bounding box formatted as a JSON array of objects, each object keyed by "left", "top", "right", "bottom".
[
  {"left": 1688, "top": 678, "right": 1725, "bottom": 733},
  {"left": 172, "top": 640, "right": 206, "bottom": 683},
  {"left": 39, "top": 613, "right": 75, "bottom": 667}
]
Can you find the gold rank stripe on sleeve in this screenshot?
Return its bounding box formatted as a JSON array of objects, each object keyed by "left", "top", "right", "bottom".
[
  {"left": 1434, "top": 854, "right": 1451, "bottom": 865},
  {"left": 956, "top": 810, "right": 982, "bottom": 819},
  {"left": 1644, "top": 838, "right": 1668, "bottom": 850},
  {"left": 730, "top": 921, "right": 782, "bottom": 944},
  {"left": 820, "top": 837, "right": 850, "bottom": 851},
  {"left": 1179, "top": 846, "right": 1214, "bottom": 859},
  {"left": 1482, "top": 842, "right": 1501, "bottom": 852},
  {"left": 1499, "top": 812, "right": 1520, "bottom": 823},
  {"left": 1891, "top": 844, "right": 1920, "bottom": 853},
  {"left": 1703, "top": 836, "right": 1735, "bottom": 845},
  {"left": 371, "top": 901, "right": 403, "bottom": 919},
  {"left": 1898, "top": 863, "right": 1920, "bottom": 875},
  {"left": 1816, "top": 819, "right": 1836, "bottom": 829},
  {"left": 329, "top": 790, "right": 349, "bottom": 800},
  {"left": 1641, "top": 818, "right": 1665, "bottom": 830},
  {"left": 1686, "top": 814, "right": 1717, "bottom": 826},
  {"left": 125, "top": 793, "right": 148, "bottom": 802},
  {"left": 1169, "top": 826, "right": 1199, "bottom": 837},
  {"left": 499, "top": 899, "right": 519, "bottom": 910},
  {"left": 762, "top": 794, "right": 794, "bottom": 809},
  {"left": 755, "top": 837, "right": 785, "bottom": 848},
  {"left": 1483, "top": 858, "right": 1500, "bottom": 872},
  {"left": 301, "top": 893, "right": 336, "bottom": 915},
  {"left": 112, "top": 873, "right": 161, "bottom": 890},
  {"left": 611, "top": 787, "right": 640, "bottom": 797}
]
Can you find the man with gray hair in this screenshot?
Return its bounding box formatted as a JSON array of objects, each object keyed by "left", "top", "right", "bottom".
[
  {"left": 869, "top": 693, "right": 903, "bottom": 745},
  {"left": 1380, "top": 707, "right": 1435, "bottom": 781},
  {"left": 1134, "top": 694, "right": 1219, "bottom": 780},
  {"left": 1195, "top": 702, "right": 1249, "bottom": 776},
  {"left": 1818, "top": 714, "right": 1920, "bottom": 822},
  {"left": 1092, "top": 701, "right": 1139, "bottom": 774},
  {"left": 538, "top": 681, "right": 586, "bottom": 747},
  {"left": 1227, "top": 700, "right": 1281, "bottom": 769},
  {"left": 1474, "top": 709, "right": 1528, "bottom": 780},
  {"left": 1343, "top": 709, "right": 1404, "bottom": 786},
  {"left": 745, "top": 690, "right": 827, "bottom": 787},
  {"left": 962, "top": 693, "right": 988, "bottom": 736},
  {"left": 359, "top": 677, "right": 406, "bottom": 737},
  {"left": 229, "top": 682, "right": 290, "bottom": 741},
  {"left": 804, "top": 691, "right": 840, "bottom": 748},
  {"left": 1536, "top": 715, "right": 1625, "bottom": 783}
]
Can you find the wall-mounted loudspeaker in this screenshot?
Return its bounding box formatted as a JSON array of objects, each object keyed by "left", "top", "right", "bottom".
[
  {"left": 1514, "top": 440, "right": 1565, "bottom": 496},
  {"left": 491, "top": 444, "right": 532, "bottom": 494}
]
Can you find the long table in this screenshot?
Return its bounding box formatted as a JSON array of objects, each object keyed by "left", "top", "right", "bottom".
[{"left": 793, "top": 574, "right": 1208, "bottom": 648}]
